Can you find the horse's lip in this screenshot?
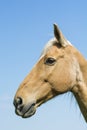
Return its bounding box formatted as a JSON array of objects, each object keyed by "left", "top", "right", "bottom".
[
  {"left": 15, "top": 103, "right": 36, "bottom": 118},
  {"left": 22, "top": 104, "right": 36, "bottom": 118}
]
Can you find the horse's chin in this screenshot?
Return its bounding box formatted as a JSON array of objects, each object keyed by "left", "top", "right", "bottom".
[
  {"left": 22, "top": 108, "right": 36, "bottom": 118},
  {"left": 22, "top": 102, "right": 43, "bottom": 118},
  {"left": 15, "top": 103, "right": 37, "bottom": 118},
  {"left": 22, "top": 102, "right": 45, "bottom": 118}
]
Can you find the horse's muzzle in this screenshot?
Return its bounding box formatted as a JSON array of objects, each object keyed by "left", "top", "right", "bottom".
[{"left": 13, "top": 97, "right": 36, "bottom": 118}]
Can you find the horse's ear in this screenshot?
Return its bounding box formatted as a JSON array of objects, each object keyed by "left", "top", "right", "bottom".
[{"left": 53, "top": 24, "right": 68, "bottom": 47}]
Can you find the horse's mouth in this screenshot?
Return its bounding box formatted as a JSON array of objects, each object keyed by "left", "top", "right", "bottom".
[
  {"left": 15, "top": 103, "right": 36, "bottom": 118},
  {"left": 22, "top": 108, "right": 36, "bottom": 118},
  {"left": 14, "top": 98, "right": 46, "bottom": 118}
]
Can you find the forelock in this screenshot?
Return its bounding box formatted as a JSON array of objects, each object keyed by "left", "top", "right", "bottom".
[{"left": 41, "top": 38, "right": 57, "bottom": 56}]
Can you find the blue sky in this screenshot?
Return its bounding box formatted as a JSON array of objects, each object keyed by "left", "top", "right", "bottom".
[{"left": 0, "top": 0, "right": 87, "bottom": 130}]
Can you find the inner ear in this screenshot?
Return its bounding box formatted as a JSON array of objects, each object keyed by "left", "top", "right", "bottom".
[{"left": 53, "top": 24, "right": 68, "bottom": 47}]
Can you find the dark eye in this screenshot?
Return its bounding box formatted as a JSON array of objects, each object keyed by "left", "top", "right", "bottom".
[{"left": 45, "top": 57, "right": 56, "bottom": 66}]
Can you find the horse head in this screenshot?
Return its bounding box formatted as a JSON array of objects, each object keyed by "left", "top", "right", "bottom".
[{"left": 13, "top": 24, "right": 86, "bottom": 121}]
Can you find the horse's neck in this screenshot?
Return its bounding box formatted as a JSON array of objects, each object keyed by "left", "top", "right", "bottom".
[
  {"left": 75, "top": 48, "right": 87, "bottom": 85},
  {"left": 72, "top": 47, "right": 87, "bottom": 122},
  {"left": 80, "top": 63, "right": 87, "bottom": 86}
]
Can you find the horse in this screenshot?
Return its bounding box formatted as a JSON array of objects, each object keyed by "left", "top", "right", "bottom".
[{"left": 13, "top": 24, "right": 87, "bottom": 122}]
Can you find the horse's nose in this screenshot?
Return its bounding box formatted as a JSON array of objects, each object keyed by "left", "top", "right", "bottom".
[
  {"left": 13, "top": 97, "right": 36, "bottom": 118},
  {"left": 13, "top": 97, "right": 23, "bottom": 109}
]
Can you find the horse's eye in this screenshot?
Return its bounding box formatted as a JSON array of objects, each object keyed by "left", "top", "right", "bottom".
[{"left": 45, "top": 57, "right": 56, "bottom": 66}]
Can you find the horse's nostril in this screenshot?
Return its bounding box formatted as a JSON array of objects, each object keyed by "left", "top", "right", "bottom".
[
  {"left": 14, "top": 97, "right": 23, "bottom": 108},
  {"left": 17, "top": 97, "right": 23, "bottom": 104}
]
